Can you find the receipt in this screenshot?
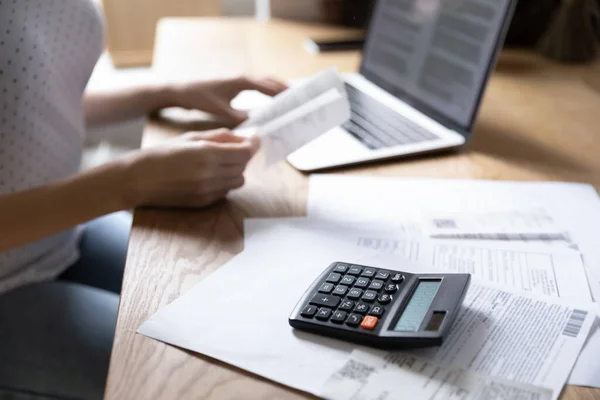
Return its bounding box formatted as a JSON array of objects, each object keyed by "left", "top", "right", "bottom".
[
  {"left": 321, "top": 349, "right": 552, "bottom": 400},
  {"left": 238, "top": 67, "right": 346, "bottom": 129},
  {"left": 257, "top": 88, "right": 349, "bottom": 165},
  {"left": 234, "top": 68, "right": 350, "bottom": 166}
]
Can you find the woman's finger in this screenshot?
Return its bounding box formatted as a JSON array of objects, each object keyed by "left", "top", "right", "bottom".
[
  {"left": 212, "top": 100, "right": 249, "bottom": 123},
  {"left": 184, "top": 129, "right": 247, "bottom": 144},
  {"left": 200, "top": 176, "right": 245, "bottom": 194},
  {"left": 264, "top": 77, "right": 289, "bottom": 92},
  {"left": 205, "top": 141, "right": 255, "bottom": 165},
  {"left": 235, "top": 76, "right": 284, "bottom": 97}
]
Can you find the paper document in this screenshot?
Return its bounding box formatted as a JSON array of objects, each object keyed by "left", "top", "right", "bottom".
[
  {"left": 403, "top": 283, "right": 593, "bottom": 399},
  {"left": 235, "top": 68, "right": 350, "bottom": 165},
  {"left": 307, "top": 175, "right": 600, "bottom": 300},
  {"left": 426, "top": 210, "right": 570, "bottom": 242},
  {"left": 138, "top": 223, "right": 595, "bottom": 399},
  {"left": 568, "top": 318, "right": 600, "bottom": 387},
  {"left": 246, "top": 218, "right": 592, "bottom": 302},
  {"left": 321, "top": 349, "right": 552, "bottom": 400},
  {"left": 247, "top": 218, "right": 595, "bottom": 393},
  {"left": 239, "top": 67, "right": 346, "bottom": 129}
]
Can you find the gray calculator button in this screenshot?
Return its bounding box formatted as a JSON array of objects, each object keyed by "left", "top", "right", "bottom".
[
  {"left": 369, "top": 279, "right": 384, "bottom": 290},
  {"left": 341, "top": 275, "right": 356, "bottom": 286},
  {"left": 339, "top": 300, "right": 355, "bottom": 310},
  {"left": 333, "top": 285, "right": 348, "bottom": 296},
  {"left": 301, "top": 305, "right": 318, "bottom": 318},
  {"left": 391, "top": 273, "right": 404, "bottom": 283},
  {"left": 319, "top": 283, "right": 334, "bottom": 293},
  {"left": 354, "top": 302, "right": 369, "bottom": 314},
  {"left": 348, "top": 265, "right": 363, "bottom": 275},
  {"left": 347, "top": 288, "right": 363, "bottom": 300},
  {"left": 375, "top": 271, "right": 390, "bottom": 280},
  {"left": 326, "top": 273, "right": 342, "bottom": 284},
  {"left": 369, "top": 305, "right": 384, "bottom": 317},
  {"left": 331, "top": 311, "right": 347, "bottom": 323},
  {"left": 346, "top": 314, "right": 362, "bottom": 327},
  {"left": 310, "top": 294, "right": 340, "bottom": 308},
  {"left": 361, "top": 268, "right": 377, "bottom": 277},
  {"left": 362, "top": 290, "right": 378, "bottom": 302},
  {"left": 316, "top": 308, "right": 332, "bottom": 321},
  {"left": 334, "top": 263, "right": 349, "bottom": 273},
  {"left": 355, "top": 277, "right": 370, "bottom": 288}
]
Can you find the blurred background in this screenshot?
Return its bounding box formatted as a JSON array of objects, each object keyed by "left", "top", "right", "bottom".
[{"left": 86, "top": 0, "right": 600, "bottom": 169}]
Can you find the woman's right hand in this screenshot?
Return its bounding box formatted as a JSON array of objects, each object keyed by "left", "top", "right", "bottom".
[{"left": 123, "top": 129, "right": 259, "bottom": 208}]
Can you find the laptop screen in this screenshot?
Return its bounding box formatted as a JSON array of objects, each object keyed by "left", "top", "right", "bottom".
[{"left": 361, "top": 0, "right": 514, "bottom": 130}]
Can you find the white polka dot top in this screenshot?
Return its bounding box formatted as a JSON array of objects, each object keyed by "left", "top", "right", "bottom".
[{"left": 0, "top": 0, "right": 104, "bottom": 293}]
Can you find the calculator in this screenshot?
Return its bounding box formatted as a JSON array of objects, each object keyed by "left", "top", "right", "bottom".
[{"left": 289, "top": 262, "right": 470, "bottom": 348}]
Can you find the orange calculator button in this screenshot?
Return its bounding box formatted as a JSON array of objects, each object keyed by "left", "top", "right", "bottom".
[{"left": 360, "top": 316, "right": 378, "bottom": 330}]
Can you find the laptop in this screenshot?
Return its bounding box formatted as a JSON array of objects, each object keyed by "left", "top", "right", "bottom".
[{"left": 287, "top": 0, "right": 518, "bottom": 171}]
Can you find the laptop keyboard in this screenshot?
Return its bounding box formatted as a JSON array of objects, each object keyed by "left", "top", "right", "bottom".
[{"left": 343, "top": 83, "right": 439, "bottom": 150}]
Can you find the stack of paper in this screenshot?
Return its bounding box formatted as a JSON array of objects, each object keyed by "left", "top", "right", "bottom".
[{"left": 139, "top": 174, "right": 600, "bottom": 399}]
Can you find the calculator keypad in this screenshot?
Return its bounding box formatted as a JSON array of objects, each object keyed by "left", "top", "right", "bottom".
[{"left": 300, "top": 263, "right": 407, "bottom": 333}]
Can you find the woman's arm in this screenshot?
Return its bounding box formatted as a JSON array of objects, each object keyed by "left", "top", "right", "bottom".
[
  {"left": 0, "top": 159, "right": 131, "bottom": 251},
  {"left": 83, "top": 76, "right": 287, "bottom": 128},
  {"left": 83, "top": 83, "right": 173, "bottom": 127},
  {"left": 0, "top": 129, "right": 258, "bottom": 251}
]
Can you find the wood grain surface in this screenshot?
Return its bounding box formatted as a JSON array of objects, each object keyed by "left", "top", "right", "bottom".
[{"left": 104, "top": 18, "right": 600, "bottom": 400}]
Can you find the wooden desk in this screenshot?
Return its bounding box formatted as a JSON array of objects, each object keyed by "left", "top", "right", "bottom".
[{"left": 105, "top": 18, "right": 600, "bottom": 400}]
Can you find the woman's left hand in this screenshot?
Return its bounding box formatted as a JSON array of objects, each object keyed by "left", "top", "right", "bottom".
[{"left": 169, "top": 76, "right": 288, "bottom": 125}]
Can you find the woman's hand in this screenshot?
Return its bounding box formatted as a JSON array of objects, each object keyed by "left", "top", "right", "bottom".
[
  {"left": 124, "top": 129, "right": 259, "bottom": 208},
  {"left": 169, "top": 76, "right": 288, "bottom": 124}
]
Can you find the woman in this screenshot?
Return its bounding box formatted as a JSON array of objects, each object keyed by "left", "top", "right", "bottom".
[{"left": 0, "top": 0, "right": 286, "bottom": 398}]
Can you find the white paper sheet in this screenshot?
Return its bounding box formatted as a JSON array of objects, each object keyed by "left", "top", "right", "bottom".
[
  {"left": 238, "top": 67, "right": 346, "bottom": 129},
  {"left": 568, "top": 317, "right": 600, "bottom": 387},
  {"left": 256, "top": 88, "right": 350, "bottom": 166},
  {"left": 233, "top": 69, "right": 350, "bottom": 166},
  {"left": 138, "top": 232, "right": 376, "bottom": 395},
  {"left": 245, "top": 218, "right": 592, "bottom": 302},
  {"left": 321, "top": 349, "right": 553, "bottom": 400},
  {"left": 138, "top": 223, "right": 595, "bottom": 399},
  {"left": 307, "top": 176, "right": 600, "bottom": 301},
  {"left": 425, "top": 210, "right": 570, "bottom": 242}
]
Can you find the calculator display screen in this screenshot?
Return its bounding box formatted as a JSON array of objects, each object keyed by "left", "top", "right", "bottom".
[{"left": 393, "top": 280, "right": 441, "bottom": 332}]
